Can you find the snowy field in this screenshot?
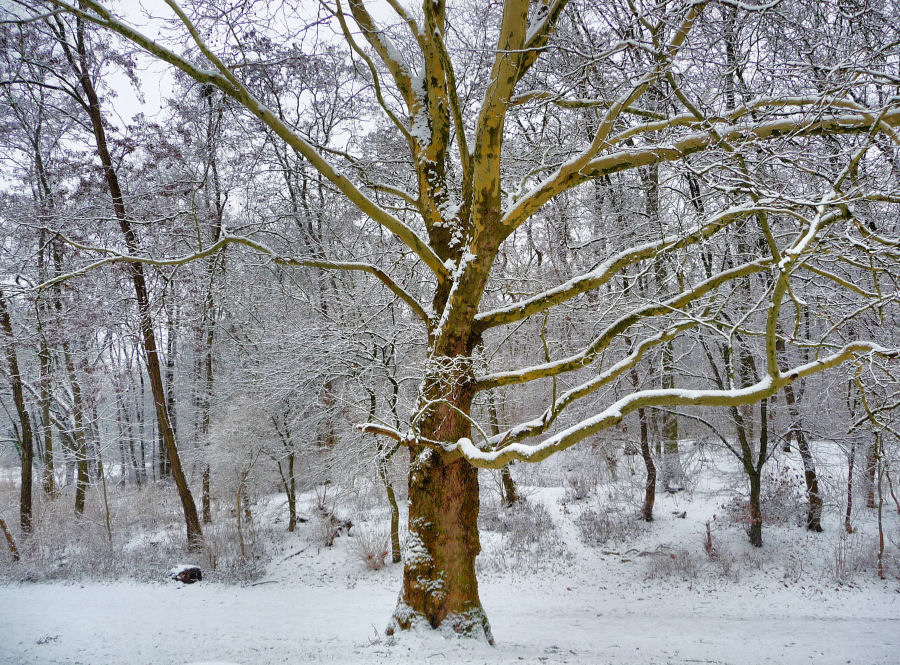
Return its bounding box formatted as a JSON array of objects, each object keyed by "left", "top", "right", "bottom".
[{"left": 1, "top": 441, "right": 899, "bottom": 665}]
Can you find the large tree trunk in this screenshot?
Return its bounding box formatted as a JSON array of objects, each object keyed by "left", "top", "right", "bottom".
[
  {"left": 388, "top": 363, "right": 491, "bottom": 642},
  {"left": 389, "top": 446, "right": 490, "bottom": 642}
]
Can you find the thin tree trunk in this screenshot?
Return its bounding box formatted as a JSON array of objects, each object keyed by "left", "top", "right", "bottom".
[
  {"left": 62, "top": 346, "right": 89, "bottom": 515},
  {"left": 660, "top": 341, "right": 684, "bottom": 492},
  {"left": 161, "top": 294, "right": 177, "bottom": 478},
  {"left": 59, "top": 18, "right": 202, "bottom": 548},
  {"left": 782, "top": 383, "right": 822, "bottom": 531},
  {"left": 202, "top": 468, "right": 212, "bottom": 524},
  {"left": 286, "top": 453, "right": 296, "bottom": 533},
  {"left": 629, "top": 365, "right": 656, "bottom": 521},
  {"left": 642, "top": 160, "right": 683, "bottom": 493},
  {"left": 135, "top": 364, "right": 147, "bottom": 486},
  {"left": 97, "top": 441, "right": 112, "bottom": 543},
  {"left": 845, "top": 441, "right": 856, "bottom": 534},
  {"left": 638, "top": 405, "right": 656, "bottom": 521},
  {"left": 865, "top": 440, "right": 878, "bottom": 509},
  {"left": 884, "top": 464, "right": 900, "bottom": 515},
  {"left": 487, "top": 388, "right": 518, "bottom": 506},
  {"left": 875, "top": 433, "right": 885, "bottom": 578},
  {"left": 379, "top": 458, "right": 401, "bottom": 563},
  {"left": 236, "top": 482, "right": 246, "bottom": 561},
  {"left": 748, "top": 468, "right": 763, "bottom": 547},
  {"left": 499, "top": 466, "right": 518, "bottom": 507},
  {"left": 0, "top": 289, "right": 35, "bottom": 533},
  {"left": 38, "top": 329, "right": 56, "bottom": 498},
  {"left": 748, "top": 397, "right": 769, "bottom": 548}
]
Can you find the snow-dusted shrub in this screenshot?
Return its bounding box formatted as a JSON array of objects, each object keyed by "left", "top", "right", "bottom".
[
  {"left": 346, "top": 476, "right": 385, "bottom": 514},
  {"left": 479, "top": 497, "right": 554, "bottom": 543},
  {"left": 760, "top": 466, "right": 806, "bottom": 526},
  {"left": 561, "top": 447, "right": 613, "bottom": 501},
  {"left": 565, "top": 472, "right": 596, "bottom": 502},
  {"left": 575, "top": 505, "right": 642, "bottom": 547},
  {"left": 714, "top": 551, "right": 741, "bottom": 582},
  {"left": 352, "top": 526, "right": 389, "bottom": 571},
  {"left": 312, "top": 508, "right": 352, "bottom": 548},
  {"left": 201, "top": 519, "right": 266, "bottom": 581},
  {"left": 720, "top": 466, "right": 804, "bottom": 529},
  {"left": 829, "top": 532, "right": 878, "bottom": 583},
  {"left": 643, "top": 547, "right": 701, "bottom": 581},
  {"left": 478, "top": 497, "right": 569, "bottom": 573},
  {"left": 782, "top": 553, "right": 804, "bottom": 584}
]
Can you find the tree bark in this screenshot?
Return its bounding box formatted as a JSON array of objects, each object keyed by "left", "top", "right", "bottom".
[
  {"left": 286, "top": 452, "right": 296, "bottom": 533},
  {"left": 388, "top": 362, "right": 491, "bottom": 642},
  {"left": 638, "top": 405, "right": 656, "bottom": 522},
  {"left": 389, "top": 445, "right": 490, "bottom": 642},
  {"left": 0, "top": 289, "right": 34, "bottom": 533},
  {"left": 864, "top": 440, "right": 878, "bottom": 509},
  {"left": 747, "top": 467, "right": 763, "bottom": 547},
  {"left": 628, "top": 363, "right": 656, "bottom": 521},
  {"left": 38, "top": 327, "right": 56, "bottom": 498},
  {"left": 487, "top": 388, "right": 518, "bottom": 507},
  {"left": 782, "top": 383, "right": 822, "bottom": 531},
  {"left": 379, "top": 458, "right": 401, "bottom": 563},
  {"left": 62, "top": 346, "right": 89, "bottom": 515},
  {"left": 845, "top": 441, "right": 856, "bottom": 534}
]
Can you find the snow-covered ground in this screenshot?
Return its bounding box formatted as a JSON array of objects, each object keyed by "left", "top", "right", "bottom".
[
  {"left": 2, "top": 570, "right": 898, "bottom": 665},
  {"left": 1, "top": 441, "right": 898, "bottom": 664}
]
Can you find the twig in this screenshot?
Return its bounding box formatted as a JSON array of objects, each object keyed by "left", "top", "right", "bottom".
[
  {"left": 0, "top": 516, "right": 20, "bottom": 562},
  {"left": 280, "top": 544, "right": 311, "bottom": 562}
]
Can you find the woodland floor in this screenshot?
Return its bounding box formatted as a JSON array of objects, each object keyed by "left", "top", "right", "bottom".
[{"left": 1, "top": 441, "right": 899, "bottom": 665}]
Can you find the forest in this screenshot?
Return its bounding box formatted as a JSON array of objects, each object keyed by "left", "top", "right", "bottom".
[{"left": 1, "top": 0, "right": 899, "bottom": 663}]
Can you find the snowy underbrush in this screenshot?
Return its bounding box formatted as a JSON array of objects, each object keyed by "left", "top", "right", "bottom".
[
  {"left": 0, "top": 481, "right": 268, "bottom": 584},
  {"left": 574, "top": 503, "right": 646, "bottom": 547},
  {"left": 2, "top": 439, "right": 897, "bottom": 597},
  {"left": 477, "top": 487, "right": 572, "bottom": 574},
  {"left": 718, "top": 464, "right": 807, "bottom": 528}
]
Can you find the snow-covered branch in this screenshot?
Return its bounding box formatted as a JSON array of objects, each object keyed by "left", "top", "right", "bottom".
[{"left": 454, "top": 343, "right": 899, "bottom": 469}]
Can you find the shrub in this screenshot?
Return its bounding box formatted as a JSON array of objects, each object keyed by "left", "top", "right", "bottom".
[{"left": 352, "top": 527, "right": 390, "bottom": 571}]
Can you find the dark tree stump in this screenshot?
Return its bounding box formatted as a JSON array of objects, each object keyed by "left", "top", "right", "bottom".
[{"left": 170, "top": 565, "right": 202, "bottom": 583}]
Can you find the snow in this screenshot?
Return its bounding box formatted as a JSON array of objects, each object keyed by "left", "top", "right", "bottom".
[
  {"left": 1, "top": 444, "right": 898, "bottom": 665},
  {"left": 3, "top": 570, "right": 897, "bottom": 664}
]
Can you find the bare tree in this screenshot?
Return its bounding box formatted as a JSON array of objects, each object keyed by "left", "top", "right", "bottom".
[{"left": 10, "top": 0, "right": 900, "bottom": 640}]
